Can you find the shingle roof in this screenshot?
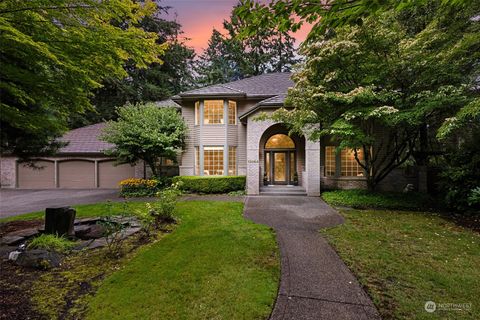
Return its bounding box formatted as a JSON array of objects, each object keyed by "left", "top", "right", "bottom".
[
  {"left": 238, "top": 94, "right": 288, "bottom": 121},
  {"left": 155, "top": 99, "right": 182, "bottom": 108},
  {"left": 178, "top": 72, "right": 293, "bottom": 98},
  {"left": 58, "top": 123, "right": 112, "bottom": 154}
]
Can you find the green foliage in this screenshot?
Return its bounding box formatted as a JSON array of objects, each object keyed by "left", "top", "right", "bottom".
[
  {"left": 79, "top": 7, "right": 195, "bottom": 126},
  {"left": 146, "top": 186, "right": 182, "bottom": 224},
  {"left": 0, "top": 0, "right": 166, "bottom": 157},
  {"left": 257, "top": 2, "right": 479, "bottom": 190},
  {"left": 98, "top": 216, "right": 127, "bottom": 258},
  {"left": 173, "top": 176, "right": 246, "bottom": 194},
  {"left": 322, "top": 189, "right": 436, "bottom": 211},
  {"left": 438, "top": 129, "right": 480, "bottom": 212},
  {"left": 27, "top": 234, "right": 75, "bottom": 253},
  {"left": 101, "top": 103, "right": 187, "bottom": 177},
  {"left": 196, "top": 6, "right": 298, "bottom": 85}
]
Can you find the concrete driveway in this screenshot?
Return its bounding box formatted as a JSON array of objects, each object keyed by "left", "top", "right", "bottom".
[
  {"left": 0, "top": 189, "right": 121, "bottom": 218},
  {"left": 244, "top": 196, "right": 380, "bottom": 320}
]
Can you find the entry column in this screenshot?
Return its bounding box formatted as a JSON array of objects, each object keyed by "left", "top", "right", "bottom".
[{"left": 305, "top": 139, "right": 321, "bottom": 196}]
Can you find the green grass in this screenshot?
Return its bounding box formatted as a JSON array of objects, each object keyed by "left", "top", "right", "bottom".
[
  {"left": 27, "top": 234, "right": 75, "bottom": 253},
  {"left": 84, "top": 201, "right": 279, "bottom": 320},
  {"left": 322, "top": 189, "right": 436, "bottom": 211},
  {"left": 0, "top": 201, "right": 144, "bottom": 222},
  {"left": 322, "top": 209, "right": 480, "bottom": 319}
]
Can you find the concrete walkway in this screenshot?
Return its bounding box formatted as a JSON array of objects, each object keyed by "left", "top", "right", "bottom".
[{"left": 244, "top": 196, "right": 380, "bottom": 320}]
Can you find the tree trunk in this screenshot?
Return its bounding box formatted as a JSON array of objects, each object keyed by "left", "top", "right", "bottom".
[
  {"left": 366, "top": 177, "right": 376, "bottom": 192},
  {"left": 147, "top": 161, "right": 157, "bottom": 178}
]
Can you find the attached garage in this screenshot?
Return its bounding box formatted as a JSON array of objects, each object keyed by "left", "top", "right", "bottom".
[
  {"left": 1, "top": 123, "right": 158, "bottom": 189},
  {"left": 98, "top": 161, "right": 135, "bottom": 188},
  {"left": 58, "top": 160, "right": 96, "bottom": 189},
  {"left": 17, "top": 160, "right": 55, "bottom": 189}
]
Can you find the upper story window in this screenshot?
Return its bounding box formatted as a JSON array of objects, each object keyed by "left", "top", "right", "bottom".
[
  {"left": 228, "top": 101, "right": 237, "bottom": 125},
  {"left": 194, "top": 100, "right": 238, "bottom": 125},
  {"left": 204, "top": 100, "right": 224, "bottom": 124},
  {"left": 194, "top": 101, "right": 200, "bottom": 125}
]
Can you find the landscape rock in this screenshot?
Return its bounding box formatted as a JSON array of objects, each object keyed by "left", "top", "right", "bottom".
[
  {"left": 75, "top": 224, "right": 104, "bottom": 240},
  {"left": 0, "top": 236, "right": 24, "bottom": 246},
  {"left": 44, "top": 207, "right": 76, "bottom": 236},
  {"left": 15, "top": 249, "right": 62, "bottom": 269},
  {"left": 5, "top": 228, "right": 39, "bottom": 238}
]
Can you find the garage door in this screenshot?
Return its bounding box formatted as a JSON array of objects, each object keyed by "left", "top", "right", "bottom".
[
  {"left": 17, "top": 160, "right": 55, "bottom": 189},
  {"left": 58, "top": 160, "right": 95, "bottom": 188},
  {"left": 98, "top": 161, "right": 135, "bottom": 188}
]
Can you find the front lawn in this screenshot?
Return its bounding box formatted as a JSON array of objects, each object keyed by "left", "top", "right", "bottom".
[
  {"left": 1, "top": 201, "right": 279, "bottom": 319},
  {"left": 322, "top": 209, "right": 480, "bottom": 319},
  {"left": 322, "top": 189, "right": 436, "bottom": 211},
  {"left": 85, "top": 201, "right": 279, "bottom": 320}
]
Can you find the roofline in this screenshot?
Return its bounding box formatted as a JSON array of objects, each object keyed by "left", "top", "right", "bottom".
[{"left": 239, "top": 104, "right": 285, "bottom": 123}]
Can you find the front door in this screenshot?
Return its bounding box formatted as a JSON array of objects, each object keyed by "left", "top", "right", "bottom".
[
  {"left": 265, "top": 151, "right": 295, "bottom": 185},
  {"left": 273, "top": 152, "right": 287, "bottom": 184}
]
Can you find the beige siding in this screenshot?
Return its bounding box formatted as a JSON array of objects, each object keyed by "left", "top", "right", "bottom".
[
  {"left": 18, "top": 160, "right": 55, "bottom": 189},
  {"left": 227, "top": 126, "right": 238, "bottom": 145},
  {"left": 58, "top": 160, "right": 95, "bottom": 188},
  {"left": 181, "top": 102, "right": 195, "bottom": 169},
  {"left": 202, "top": 126, "right": 226, "bottom": 145},
  {"left": 98, "top": 161, "right": 135, "bottom": 188}
]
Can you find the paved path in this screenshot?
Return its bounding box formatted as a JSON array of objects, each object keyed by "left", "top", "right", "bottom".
[
  {"left": 0, "top": 189, "right": 120, "bottom": 218},
  {"left": 244, "top": 196, "right": 380, "bottom": 320}
]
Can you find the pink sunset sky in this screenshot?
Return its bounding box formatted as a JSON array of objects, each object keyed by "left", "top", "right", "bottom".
[{"left": 160, "top": 0, "right": 312, "bottom": 53}]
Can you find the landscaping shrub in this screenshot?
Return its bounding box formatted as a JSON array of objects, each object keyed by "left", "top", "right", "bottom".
[
  {"left": 27, "top": 234, "right": 75, "bottom": 253},
  {"left": 98, "top": 216, "right": 127, "bottom": 258},
  {"left": 172, "top": 176, "right": 246, "bottom": 194},
  {"left": 322, "top": 189, "right": 436, "bottom": 211},
  {"left": 119, "top": 178, "right": 161, "bottom": 197}
]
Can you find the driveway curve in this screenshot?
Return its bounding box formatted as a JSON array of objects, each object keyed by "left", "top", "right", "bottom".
[
  {"left": 244, "top": 196, "right": 380, "bottom": 320},
  {"left": 0, "top": 189, "right": 120, "bottom": 218}
]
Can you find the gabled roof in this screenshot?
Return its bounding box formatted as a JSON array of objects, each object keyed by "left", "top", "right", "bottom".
[
  {"left": 238, "top": 94, "right": 288, "bottom": 121},
  {"left": 176, "top": 72, "right": 293, "bottom": 98},
  {"left": 58, "top": 123, "right": 112, "bottom": 154}
]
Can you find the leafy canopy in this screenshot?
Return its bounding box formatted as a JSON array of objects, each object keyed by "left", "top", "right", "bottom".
[
  {"left": 0, "top": 0, "right": 166, "bottom": 157},
  {"left": 260, "top": 2, "right": 479, "bottom": 190},
  {"left": 101, "top": 103, "right": 187, "bottom": 177}
]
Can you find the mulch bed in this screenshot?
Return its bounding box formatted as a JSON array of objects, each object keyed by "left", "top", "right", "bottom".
[
  {"left": 0, "top": 220, "right": 43, "bottom": 238},
  {"left": 446, "top": 213, "right": 480, "bottom": 233},
  {"left": 0, "top": 260, "right": 46, "bottom": 320}
]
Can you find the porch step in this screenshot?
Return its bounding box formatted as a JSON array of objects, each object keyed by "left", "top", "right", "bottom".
[{"left": 259, "top": 186, "right": 307, "bottom": 196}]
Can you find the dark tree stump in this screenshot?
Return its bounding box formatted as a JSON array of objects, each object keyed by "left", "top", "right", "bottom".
[{"left": 44, "top": 207, "right": 76, "bottom": 236}]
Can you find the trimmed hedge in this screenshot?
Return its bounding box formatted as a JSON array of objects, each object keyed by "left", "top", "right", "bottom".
[{"left": 172, "top": 176, "right": 246, "bottom": 194}]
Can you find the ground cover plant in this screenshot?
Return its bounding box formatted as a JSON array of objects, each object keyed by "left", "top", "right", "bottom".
[
  {"left": 322, "top": 209, "right": 480, "bottom": 319},
  {"left": 27, "top": 234, "right": 76, "bottom": 254},
  {"left": 322, "top": 189, "right": 436, "bottom": 211}
]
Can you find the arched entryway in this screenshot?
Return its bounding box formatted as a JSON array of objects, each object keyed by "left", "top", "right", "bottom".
[{"left": 264, "top": 134, "right": 296, "bottom": 185}]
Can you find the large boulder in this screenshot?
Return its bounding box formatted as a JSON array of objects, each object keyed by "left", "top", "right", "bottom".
[{"left": 15, "top": 249, "right": 62, "bottom": 269}]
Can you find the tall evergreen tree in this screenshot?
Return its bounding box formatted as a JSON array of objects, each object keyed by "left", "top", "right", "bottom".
[
  {"left": 74, "top": 7, "right": 196, "bottom": 126},
  {"left": 196, "top": 6, "right": 299, "bottom": 85}
]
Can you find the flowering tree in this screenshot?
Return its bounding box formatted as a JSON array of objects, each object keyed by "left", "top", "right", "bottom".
[{"left": 261, "top": 3, "right": 479, "bottom": 191}]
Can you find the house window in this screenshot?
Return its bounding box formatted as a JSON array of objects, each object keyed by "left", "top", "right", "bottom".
[
  {"left": 203, "top": 100, "right": 224, "bottom": 124},
  {"left": 325, "top": 146, "right": 336, "bottom": 176},
  {"left": 228, "top": 101, "right": 237, "bottom": 125},
  {"left": 229, "top": 146, "right": 237, "bottom": 175},
  {"left": 341, "top": 148, "right": 364, "bottom": 177},
  {"left": 194, "top": 101, "right": 200, "bottom": 125},
  {"left": 204, "top": 146, "right": 224, "bottom": 175},
  {"left": 157, "top": 157, "right": 175, "bottom": 167},
  {"left": 195, "top": 147, "right": 200, "bottom": 175},
  {"left": 265, "top": 134, "right": 295, "bottom": 149}
]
